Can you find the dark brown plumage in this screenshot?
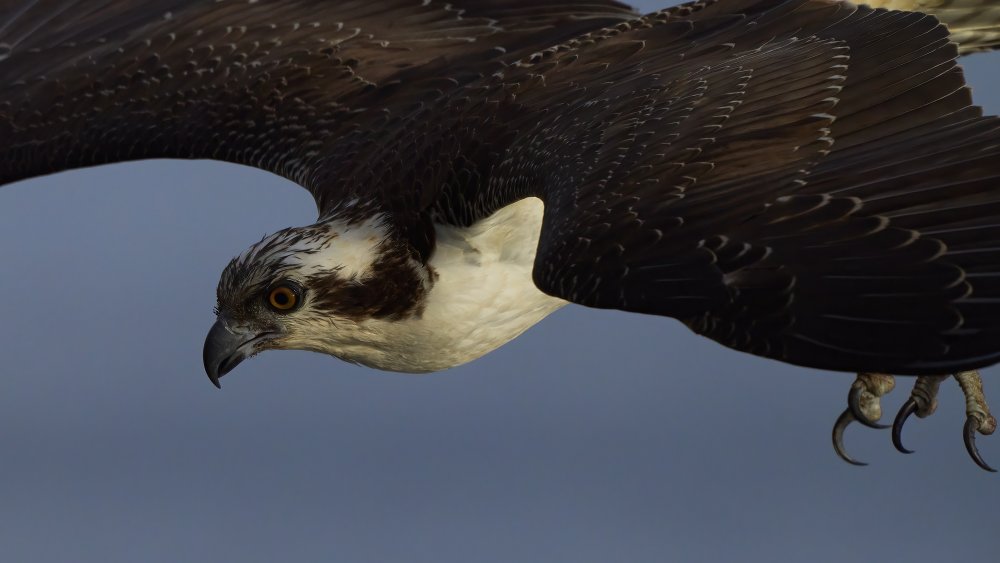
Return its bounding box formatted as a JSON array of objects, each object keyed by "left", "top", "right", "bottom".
[{"left": 3, "top": 0, "right": 1000, "bottom": 378}]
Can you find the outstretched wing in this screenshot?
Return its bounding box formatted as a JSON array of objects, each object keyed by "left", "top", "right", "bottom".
[
  {"left": 0, "top": 0, "right": 634, "bottom": 212},
  {"left": 515, "top": 0, "right": 1000, "bottom": 374},
  {"left": 864, "top": 0, "right": 1000, "bottom": 54}
]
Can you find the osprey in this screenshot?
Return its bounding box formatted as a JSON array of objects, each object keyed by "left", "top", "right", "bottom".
[{"left": 3, "top": 0, "right": 1000, "bottom": 470}]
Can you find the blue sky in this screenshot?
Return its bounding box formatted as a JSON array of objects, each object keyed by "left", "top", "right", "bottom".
[{"left": 1, "top": 2, "right": 998, "bottom": 562}]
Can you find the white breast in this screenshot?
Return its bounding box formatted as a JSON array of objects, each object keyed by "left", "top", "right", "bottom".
[{"left": 349, "top": 197, "right": 567, "bottom": 373}]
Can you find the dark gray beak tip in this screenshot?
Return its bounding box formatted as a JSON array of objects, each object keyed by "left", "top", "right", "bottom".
[{"left": 203, "top": 319, "right": 252, "bottom": 390}]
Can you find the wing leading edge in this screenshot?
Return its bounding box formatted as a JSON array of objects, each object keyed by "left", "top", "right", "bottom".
[{"left": 0, "top": 0, "right": 634, "bottom": 209}]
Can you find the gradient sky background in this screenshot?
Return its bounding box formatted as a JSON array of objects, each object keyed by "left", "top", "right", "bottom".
[{"left": 2, "top": 2, "right": 999, "bottom": 562}]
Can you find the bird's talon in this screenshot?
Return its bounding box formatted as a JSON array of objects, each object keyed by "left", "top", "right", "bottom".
[
  {"left": 954, "top": 371, "right": 996, "bottom": 472},
  {"left": 964, "top": 415, "right": 998, "bottom": 473},
  {"left": 832, "top": 409, "right": 868, "bottom": 466},
  {"left": 891, "top": 375, "right": 948, "bottom": 455},
  {"left": 832, "top": 373, "right": 895, "bottom": 465},
  {"left": 892, "top": 398, "right": 918, "bottom": 454}
]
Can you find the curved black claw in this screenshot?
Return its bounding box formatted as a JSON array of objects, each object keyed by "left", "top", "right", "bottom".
[
  {"left": 892, "top": 398, "right": 918, "bottom": 455},
  {"left": 833, "top": 409, "right": 868, "bottom": 466},
  {"left": 963, "top": 416, "right": 998, "bottom": 473},
  {"left": 849, "top": 386, "right": 890, "bottom": 429}
]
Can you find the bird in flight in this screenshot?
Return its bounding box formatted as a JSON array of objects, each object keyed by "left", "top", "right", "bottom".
[{"left": 3, "top": 0, "right": 1000, "bottom": 470}]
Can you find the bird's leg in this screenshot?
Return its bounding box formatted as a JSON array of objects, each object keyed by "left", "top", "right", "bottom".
[
  {"left": 892, "top": 375, "right": 949, "bottom": 454},
  {"left": 832, "top": 372, "right": 895, "bottom": 466},
  {"left": 954, "top": 370, "right": 997, "bottom": 473}
]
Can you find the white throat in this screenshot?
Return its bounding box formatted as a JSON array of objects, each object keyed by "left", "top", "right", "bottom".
[{"left": 324, "top": 197, "right": 567, "bottom": 372}]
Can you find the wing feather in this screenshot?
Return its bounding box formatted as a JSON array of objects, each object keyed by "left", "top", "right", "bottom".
[
  {"left": 863, "top": 0, "right": 1000, "bottom": 53},
  {"left": 0, "top": 0, "right": 634, "bottom": 205},
  {"left": 519, "top": 0, "right": 1000, "bottom": 374}
]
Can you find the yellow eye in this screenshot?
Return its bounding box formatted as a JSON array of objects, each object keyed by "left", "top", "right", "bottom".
[{"left": 267, "top": 285, "right": 299, "bottom": 312}]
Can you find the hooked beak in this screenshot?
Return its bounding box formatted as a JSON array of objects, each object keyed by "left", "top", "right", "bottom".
[{"left": 203, "top": 319, "right": 276, "bottom": 389}]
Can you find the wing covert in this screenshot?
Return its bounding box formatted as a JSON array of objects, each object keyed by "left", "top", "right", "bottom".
[{"left": 0, "top": 0, "right": 635, "bottom": 214}]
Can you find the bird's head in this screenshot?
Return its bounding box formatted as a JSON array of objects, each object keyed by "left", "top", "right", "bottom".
[{"left": 202, "top": 215, "right": 433, "bottom": 387}]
